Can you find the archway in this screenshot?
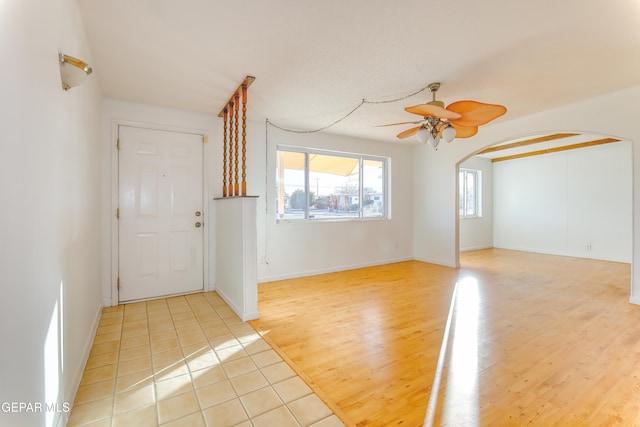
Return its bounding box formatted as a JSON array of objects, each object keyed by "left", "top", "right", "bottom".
[{"left": 454, "top": 131, "right": 633, "bottom": 297}]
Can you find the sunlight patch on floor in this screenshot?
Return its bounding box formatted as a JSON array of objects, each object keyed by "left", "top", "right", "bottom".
[{"left": 424, "top": 276, "right": 481, "bottom": 427}]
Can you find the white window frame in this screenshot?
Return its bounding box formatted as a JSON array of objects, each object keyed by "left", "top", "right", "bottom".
[
  {"left": 276, "top": 146, "right": 390, "bottom": 223},
  {"left": 459, "top": 168, "right": 482, "bottom": 219}
]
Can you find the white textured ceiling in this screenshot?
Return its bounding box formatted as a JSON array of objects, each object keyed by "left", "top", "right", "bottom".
[{"left": 78, "top": 0, "right": 640, "bottom": 143}]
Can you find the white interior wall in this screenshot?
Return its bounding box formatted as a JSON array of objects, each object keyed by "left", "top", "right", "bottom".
[
  {"left": 493, "top": 142, "right": 632, "bottom": 262},
  {"left": 494, "top": 153, "right": 568, "bottom": 254},
  {"left": 413, "top": 146, "right": 458, "bottom": 267},
  {"left": 0, "top": 0, "right": 103, "bottom": 425},
  {"left": 566, "top": 142, "right": 632, "bottom": 261},
  {"left": 413, "top": 85, "right": 640, "bottom": 303},
  {"left": 214, "top": 197, "right": 259, "bottom": 321},
  {"left": 259, "top": 127, "right": 414, "bottom": 281},
  {"left": 459, "top": 156, "right": 494, "bottom": 251},
  {"left": 100, "top": 100, "right": 414, "bottom": 291}
]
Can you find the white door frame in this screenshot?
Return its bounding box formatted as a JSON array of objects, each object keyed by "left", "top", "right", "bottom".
[{"left": 111, "top": 120, "right": 210, "bottom": 306}]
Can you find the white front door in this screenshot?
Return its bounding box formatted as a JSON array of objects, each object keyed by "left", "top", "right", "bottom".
[{"left": 118, "top": 126, "right": 204, "bottom": 302}]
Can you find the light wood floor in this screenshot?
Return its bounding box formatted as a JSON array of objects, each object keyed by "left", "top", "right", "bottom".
[{"left": 249, "top": 249, "right": 640, "bottom": 426}]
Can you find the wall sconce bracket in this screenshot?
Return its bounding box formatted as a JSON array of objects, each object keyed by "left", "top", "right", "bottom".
[{"left": 59, "top": 53, "right": 93, "bottom": 90}]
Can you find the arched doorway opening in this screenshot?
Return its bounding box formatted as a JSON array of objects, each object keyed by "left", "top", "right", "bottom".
[{"left": 455, "top": 131, "right": 633, "bottom": 295}]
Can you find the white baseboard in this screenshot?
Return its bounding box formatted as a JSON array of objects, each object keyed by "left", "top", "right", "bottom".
[
  {"left": 412, "top": 256, "right": 459, "bottom": 269},
  {"left": 240, "top": 311, "right": 259, "bottom": 322},
  {"left": 215, "top": 287, "right": 259, "bottom": 322},
  {"left": 459, "top": 245, "right": 493, "bottom": 252},
  {"left": 257, "top": 257, "right": 413, "bottom": 283},
  {"left": 630, "top": 296, "right": 640, "bottom": 305},
  {"left": 60, "top": 301, "right": 103, "bottom": 427},
  {"left": 493, "top": 245, "right": 631, "bottom": 264}
]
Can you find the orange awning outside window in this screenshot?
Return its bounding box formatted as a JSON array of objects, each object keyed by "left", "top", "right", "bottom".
[{"left": 278, "top": 151, "right": 359, "bottom": 176}]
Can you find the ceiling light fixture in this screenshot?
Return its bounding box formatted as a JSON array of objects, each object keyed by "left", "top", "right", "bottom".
[
  {"left": 59, "top": 53, "right": 93, "bottom": 91},
  {"left": 380, "top": 82, "right": 507, "bottom": 149},
  {"left": 414, "top": 84, "right": 457, "bottom": 148},
  {"left": 415, "top": 115, "right": 457, "bottom": 148}
]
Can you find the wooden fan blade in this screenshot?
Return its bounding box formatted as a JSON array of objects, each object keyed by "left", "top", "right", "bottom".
[
  {"left": 446, "top": 101, "right": 507, "bottom": 127},
  {"left": 405, "top": 103, "right": 462, "bottom": 119},
  {"left": 397, "top": 126, "right": 421, "bottom": 139},
  {"left": 375, "top": 120, "right": 424, "bottom": 127},
  {"left": 450, "top": 122, "right": 478, "bottom": 138}
]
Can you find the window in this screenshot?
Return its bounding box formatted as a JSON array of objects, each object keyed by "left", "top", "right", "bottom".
[
  {"left": 459, "top": 168, "right": 482, "bottom": 218},
  {"left": 276, "top": 147, "right": 388, "bottom": 221}
]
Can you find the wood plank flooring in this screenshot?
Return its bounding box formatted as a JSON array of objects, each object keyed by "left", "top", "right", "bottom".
[{"left": 249, "top": 249, "right": 639, "bottom": 426}]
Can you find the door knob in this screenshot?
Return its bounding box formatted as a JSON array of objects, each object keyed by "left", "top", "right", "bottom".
[
  {"left": 195, "top": 211, "right": 201, "bottom": 217},
  {"left": 195, "top": 222, "right": 202, "bottom": 228}
]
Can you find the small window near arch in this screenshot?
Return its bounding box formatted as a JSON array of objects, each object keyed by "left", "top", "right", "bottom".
[{"left": 459, "top": 168, "right": 482, "bottom": 218}]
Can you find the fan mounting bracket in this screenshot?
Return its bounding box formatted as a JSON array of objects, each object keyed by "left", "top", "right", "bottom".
[{"left": 427, "top": 82, "right": 444, "bottom": 107}]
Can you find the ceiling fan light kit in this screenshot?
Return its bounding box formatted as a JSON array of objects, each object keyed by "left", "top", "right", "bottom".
[{"left": 381, "top": 82, "right": 507, "bottom": 149}]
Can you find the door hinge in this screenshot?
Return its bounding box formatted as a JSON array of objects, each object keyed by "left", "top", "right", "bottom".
[
  {"left": 117, "top": 138, "right": 121, "bottom": 150},
  {"left": 117, "top": 277, "right": 120, "bottom": 290},
  {"left": 116, "top": 208, "right": 120, "bottom": 219},
  {"left": 202, "top": 135, "right": 208, "bottom": 143}
]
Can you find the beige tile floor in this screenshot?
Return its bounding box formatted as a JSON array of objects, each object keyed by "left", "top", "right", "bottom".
[{"left": 68, "top": 292, "right": 345, "bottom": 427}]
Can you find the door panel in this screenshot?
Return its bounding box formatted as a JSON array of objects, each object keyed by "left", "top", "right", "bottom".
[{"left": 118, "top": 126, "right": 204, "bottom": 302}]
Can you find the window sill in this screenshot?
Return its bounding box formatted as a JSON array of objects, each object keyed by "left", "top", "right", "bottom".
[{"left": 276, "top": 216, "right": 389, "bottom": 225}]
